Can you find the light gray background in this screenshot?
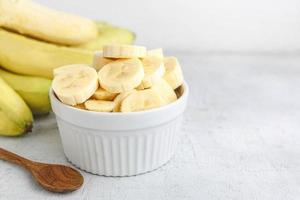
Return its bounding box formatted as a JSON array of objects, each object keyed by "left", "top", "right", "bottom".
[
  {"left": 38, "top": 0, "right": 300, "bottom": 52},
  {"left": 1, "top": 1, "right": 300, "bottom": 200}
]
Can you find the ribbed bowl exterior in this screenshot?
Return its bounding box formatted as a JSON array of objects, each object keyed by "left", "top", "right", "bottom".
[
  {"left": 57, "top": 116, "right": 181, "bottom": 176},
  {"left": 50, "top": 83, "right": 188, "bottom": 176}
]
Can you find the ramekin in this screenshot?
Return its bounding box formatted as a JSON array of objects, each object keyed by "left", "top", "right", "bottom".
[{"left": 50, "top": 82, "right": 189, "bottom": 176}]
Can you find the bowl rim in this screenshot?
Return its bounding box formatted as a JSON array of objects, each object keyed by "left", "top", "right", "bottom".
[{"left": 50, "top": 81, "right": 189, "bottom": 116}]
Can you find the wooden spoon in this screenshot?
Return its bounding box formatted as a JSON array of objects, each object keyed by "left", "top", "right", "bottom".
[{"left": 0, "top": 147, "right": 83, "bottom": 193}]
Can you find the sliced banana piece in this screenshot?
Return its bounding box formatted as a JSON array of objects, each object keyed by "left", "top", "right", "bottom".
[
  {"left": 92, "top": 51, "right": 114, "bottom": 71},
  {"left": 73, "top": 103, "right": 86, "bottom": 110},
  {"left": 147, "top": 48, "right": 164, "bottom": 58},
  {"left": 84, "top": 99, "right": 115, "bottom": 112},
  {"left": 52, "top": 65, "right": 98, "bottom": 106},
  {"left": 120, "top": 89, "right": 165, "bottom": 112},
  {"left": 136, "top": 84, "right": 146, "bottom": 90},
  {"left": 163, "top": 57, "right": 184, "bottom": 89},
  {"left": 53, "top": 64, "right": 90, "bottom": 77},
  {"left": 93, "top": 87, "right": 118, "bottom": 101},
  {"left": 151, "top": 78, "right": 177, "bottom": 104},
  {"left": 98, "top": 58, "right": 144, "bottom": 93},
  {"left": 113, "top": 89, "right": 136, "bottom": 112},
  {"left": 103, "top": 44, "right": 146, "bottom": 58},
  {"left": 139, "top": 56, "right": 165, "bottom": 89}
]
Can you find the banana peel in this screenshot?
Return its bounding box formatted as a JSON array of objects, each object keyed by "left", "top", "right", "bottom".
[
  {"left": 0, "top": 0, "right": 98, "bottom": 46},
  {"left": 0, "top": 68, "right": 52, "bottom": 115},
  {"left": 77, "top": 22, "right": 135, "bottom": 51},
  {"left": 0, "top": 28, "right": 93, "bottom": 78},
  {"left": 0, "top": 77, "right": 33, "bottom": 136},
  {"left": 0, "top": 22, "right": 135, "bottom": 79}
]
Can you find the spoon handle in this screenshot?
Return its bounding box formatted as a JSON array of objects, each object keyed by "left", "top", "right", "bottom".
[{"left": 0, "top": 147, "right": 33, "bottom": 170}]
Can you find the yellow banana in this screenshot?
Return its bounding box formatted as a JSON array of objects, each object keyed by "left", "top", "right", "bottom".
[
  {"left": 0, "top": 22, "right": 135, "bottom": 79},
  {"left": 78, "top": 23, "right": 135, "bottom": 51},
  {"left": 0, "top": 28, "right": 93, "bottom": 78},
  {"left": 0, "top": 77, "right": 33, "bottom": 136},
  {"left": 0, "top": 0, "right": 98, "bottom": 45},
  {"left": 0, "top": 68, "right": 51, "bottom": 115}
]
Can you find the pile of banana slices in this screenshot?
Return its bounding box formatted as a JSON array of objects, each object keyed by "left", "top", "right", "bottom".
[{"left": 52, "top": 44, "right": 184, "bottom": 112}]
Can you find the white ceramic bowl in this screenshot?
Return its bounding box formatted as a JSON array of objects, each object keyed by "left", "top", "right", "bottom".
[{"left": 50, "top": 83, "right": 189, "bottom": 176}]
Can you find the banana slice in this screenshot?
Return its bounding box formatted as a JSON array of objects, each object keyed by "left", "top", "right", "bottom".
[
  {"left": 52, "top": 65, "right": 98, "bottom": 106},
  {"left": 98, "top": 58, "right": 144, "bottom": 93},
  {"left": 136, "top": 84, "right": 146, "bottom": 90},
  {"left": 113, "top": 89, "right": 136, "bottom": 112},
  {"left": 92, "top": 51, "right": 114, "bottom": 71},
  {"left": 163, "top": 57, "right": 184, "bottom": 89},
  {"left": 139, "top": 56, "right": 165, "bottom": 89},
  {"left": 73, "top": 103, "right": 86, "bottom": 110},
  {"left": 103, "top": 44, "right": 146, "bottom": 58},
  {"left": 53, "top": 64, "right": 90, "bottom": 77},
  {"left": 93, "top": 87, "right": 118, "bottom": 101},
  {"left": 151, "top": 78, "right": 177, "bottom": 103},
  {"left": 147, "top": 48, "right": 164, "bottom": 58},
  {"left": 120, "top": 89, "right": 165, "bottom": 112},
  {"left": 84, "top": 99, "right": 115, "bottom": 112}
]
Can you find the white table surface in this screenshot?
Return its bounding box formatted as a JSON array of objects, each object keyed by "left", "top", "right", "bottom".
[{"left": 0, "top": 52, "right": 300, "bottom": 200}]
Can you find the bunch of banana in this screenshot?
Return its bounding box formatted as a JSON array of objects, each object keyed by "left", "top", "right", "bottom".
[
  {"left": 52, "top": 45, "right": 184, "bottom": 113},
  {"left": 0, "top": 0, "right": 135, "bottom": 136}
]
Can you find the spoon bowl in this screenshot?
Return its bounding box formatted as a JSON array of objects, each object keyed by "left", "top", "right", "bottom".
[{"left": 31, "top": 162, "right": 84, "bottom": 193}]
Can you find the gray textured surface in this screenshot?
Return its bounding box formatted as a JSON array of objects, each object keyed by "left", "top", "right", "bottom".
[{"left": 0, "top": 53, "right": 300, "bottom": 200}]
